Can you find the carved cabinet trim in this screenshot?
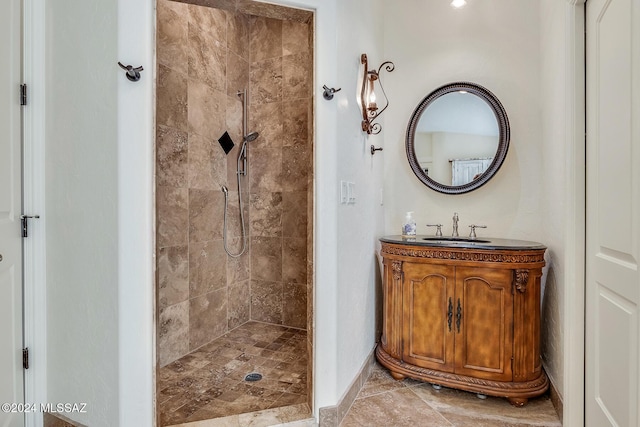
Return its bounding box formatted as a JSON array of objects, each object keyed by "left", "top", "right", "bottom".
[{"left": 514, "top": 269, "right": 530, "bottom": 293}]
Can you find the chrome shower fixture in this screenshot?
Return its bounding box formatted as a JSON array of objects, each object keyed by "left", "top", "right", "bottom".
[
  {"left": 235, "top": 90, "right": 259, "bottom": 177},
  {"left": 222, "top": 89, "right": 260, "bottom": 258},
  {"left": 244, "top": 132, "right": 259, "bottom": 142}
]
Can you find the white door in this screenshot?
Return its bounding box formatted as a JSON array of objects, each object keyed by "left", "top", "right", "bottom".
[
  {"left": 0, "top": 0, "right": 24, "bottom": 426},
  {"left": 586, "top": 0, "right": 640, "bottom": 425},
  {"left": 451, "top": 158, "right": 492, "bottom": 186}
]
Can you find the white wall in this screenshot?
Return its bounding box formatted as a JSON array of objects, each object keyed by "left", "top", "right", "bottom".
[
  {"left": 539, "top": 0, "right": 566, "bottom": 399},
  {"left": 383, "top": 0, "right": 542, "bottom": 242},
  {"left": 117, "top": 0, "right": 155, "bottom": 424},
  {"left": 334, "top": 0, "right": 385, "bottom": 399},
  {"left": 538, "top": 0, "right": 586, "bottom": 409},
  {"left": 45, "top": 1, "right": 120, "bottom": 425},
  {"left": 382, "top": 0, "right": 573, "bottom": 403}
]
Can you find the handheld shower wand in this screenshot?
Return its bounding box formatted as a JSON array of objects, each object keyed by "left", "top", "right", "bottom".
[
  {"left": 222, "top": 90, "right": 260, "bottom": 258},
  {"left": 235, "top": 90, "right": 259, "bottom": 176}
]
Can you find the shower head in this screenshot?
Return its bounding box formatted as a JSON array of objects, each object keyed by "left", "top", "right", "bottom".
[
  {"left": 244, "top": 132, "right": 259, "bottom": 142},
  {"left": 221, "top": 185, "right": 228, "bottom": 195}
]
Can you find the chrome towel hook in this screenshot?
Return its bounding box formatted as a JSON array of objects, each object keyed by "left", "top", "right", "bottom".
[
  {"left": 322, "top": 85, "right": 341, "bottom": 100},
  {"left": 118, "top": 62, "right": 144, "bottom": 82}
]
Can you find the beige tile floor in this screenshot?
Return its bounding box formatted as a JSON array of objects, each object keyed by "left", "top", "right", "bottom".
[
  {"left": 158, "top": 323, "right": 561, "bottom": 427},
  {"left": 158, "top": 321, "right": 308, "bottom": 426},
  {"left": 340, "top": 363, "right": 563, "bottom": 427},
  {"left": 172, "top": 363, "right": 562, "bottom": 427}
]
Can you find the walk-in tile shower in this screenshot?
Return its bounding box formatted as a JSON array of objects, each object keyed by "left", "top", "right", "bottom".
[{"left": 155, "top": 0, "right": 313, "bottom": 424}]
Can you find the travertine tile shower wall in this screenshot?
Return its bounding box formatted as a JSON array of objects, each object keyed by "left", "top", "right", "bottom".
[
  {"left": 156, "top": 0, "right": 251, "bottom": 367},
  {"left": 156, "top": 0, "right": 312, "bottom": 367},
  {"left": 247, "top": 16, "right": 312, "bottom": 330}
]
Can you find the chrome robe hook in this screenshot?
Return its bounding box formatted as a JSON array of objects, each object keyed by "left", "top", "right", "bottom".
[
  {"left": 322, "top": 85, "right": 341, "bottom": 100},
  {"left": 118, "top": 62, "right": 144, "bottom": 82}
]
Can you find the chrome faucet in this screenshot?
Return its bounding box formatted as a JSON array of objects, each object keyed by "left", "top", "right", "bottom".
[
  {"left": 468, "top": 224, "right": 487, "bottom": 239},
  {"left": 426, "top": 224, "right": 443, "bottom": 237},
  {"left": 452, "top": 212, "right": 459, "bottom": 237}
]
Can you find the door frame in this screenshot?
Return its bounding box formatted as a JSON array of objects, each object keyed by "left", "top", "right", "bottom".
[
  {"left": 22, "top": 0, "right": 47, "bottom": 426},
  {"left": 563, "top": 0, "right": 586, "bottom": 426}
]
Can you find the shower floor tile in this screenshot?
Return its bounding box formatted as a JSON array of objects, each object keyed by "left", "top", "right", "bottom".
[{"left": 158, "top": 321, "right": 308, "bottom": 426}]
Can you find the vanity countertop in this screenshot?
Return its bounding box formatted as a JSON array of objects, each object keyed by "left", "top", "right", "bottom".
[{"left": 380, "top": 235, "right": 546, "bottom": 251}]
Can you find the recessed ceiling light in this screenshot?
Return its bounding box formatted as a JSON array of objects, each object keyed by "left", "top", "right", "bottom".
[{"left": 451, "top": 0, "right": 467, "bottom": 8}]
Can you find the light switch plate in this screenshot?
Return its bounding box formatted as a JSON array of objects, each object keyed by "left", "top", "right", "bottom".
[
  {"left": 340, "top": 181, "right": 348, "bottom": 204},
  {"left": 347, "top": 182, "right": 356, "bottom": 204}
]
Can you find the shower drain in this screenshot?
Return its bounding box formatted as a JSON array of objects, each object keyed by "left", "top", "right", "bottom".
[{"left": 244, "top": 372, "right": 263, "bottom": 382}]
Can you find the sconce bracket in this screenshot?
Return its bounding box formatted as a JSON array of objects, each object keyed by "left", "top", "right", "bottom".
[{"left": 370, "top": 145, "right": 383, "bottom": 155}]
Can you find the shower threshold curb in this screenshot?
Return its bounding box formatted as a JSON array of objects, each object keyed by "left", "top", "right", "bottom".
[{"left": 165, "top": 403, "right": 312, "bottom": 427}]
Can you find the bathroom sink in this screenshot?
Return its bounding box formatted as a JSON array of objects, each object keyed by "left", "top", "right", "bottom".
[
  {"left": 422, "top": 237, "right": 491, "bottom": 244},
  {"left": 382, "top": 235, "right": 546, "bottom": 251}
]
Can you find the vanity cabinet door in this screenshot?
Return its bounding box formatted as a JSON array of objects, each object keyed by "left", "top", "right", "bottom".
[
  {"left": 453, "top": 267, "right": 514, "bottom": 381},
  {"left": 401, "top": 262, "right": 455, "bottom": 372}
]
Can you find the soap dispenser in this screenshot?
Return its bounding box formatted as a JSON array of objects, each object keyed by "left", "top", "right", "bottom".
[{"left": 402, "top": 212, "right": 417, "bottom": 237}]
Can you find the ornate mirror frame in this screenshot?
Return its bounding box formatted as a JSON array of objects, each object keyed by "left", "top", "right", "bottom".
[{"left": 406, "top": 82, "right": 510, "bottom": 194}]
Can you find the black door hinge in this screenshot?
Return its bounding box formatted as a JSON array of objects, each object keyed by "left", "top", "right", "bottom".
[
  {"left": 23, "top": 348, "right": 29, "bottom": 370},
  {"left": 20, "top": 215, "right": 40, "bottom": 238},
  {"left": 20, "top": 84, "right": 27, "bottom": 106},
  {"left": 21, "top": 216, "right": 28, "bottom": 237}
]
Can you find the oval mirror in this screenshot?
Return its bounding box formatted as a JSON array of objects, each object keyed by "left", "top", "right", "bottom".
[{"left": 406, "top": 82, "right": 510, "bottom": 194}]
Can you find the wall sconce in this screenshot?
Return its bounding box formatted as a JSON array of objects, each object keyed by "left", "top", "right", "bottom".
[{"left": 360, "top": 53, "right": 395, "bottom": 135}]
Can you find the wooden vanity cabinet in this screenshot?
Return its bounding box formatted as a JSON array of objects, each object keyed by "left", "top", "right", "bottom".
[{"left": 378, "top": 240, "right": 548, "bottom": 406}]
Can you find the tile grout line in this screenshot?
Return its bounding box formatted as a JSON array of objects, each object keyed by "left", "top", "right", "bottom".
[{"left": 403, "top": 387, "right": 456, "bottom": 427}]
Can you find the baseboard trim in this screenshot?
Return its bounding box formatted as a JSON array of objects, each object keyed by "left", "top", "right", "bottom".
[
  {"left": 548, "top": 377, "right": 564, "bottom": 424},
  {"left": 318, "top": 348, "right": 376, "bottom": 427}
]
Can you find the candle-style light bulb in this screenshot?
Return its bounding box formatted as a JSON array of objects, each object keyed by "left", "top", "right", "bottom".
[{"left": 368, "top": 78, "right": 377, "bottom": 110}]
